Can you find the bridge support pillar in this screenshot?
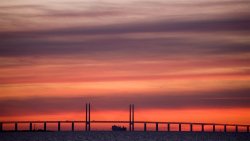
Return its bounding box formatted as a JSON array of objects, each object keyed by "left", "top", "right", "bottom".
[
  {"left": 29, "top": 122, "right": 32, "bottom": 131},
  {"left": 156, "top": 122, "right": 158, "bottom": 132},
  {"left": 167, "top": 123, "right": 170, "bottom": 132},
  {"left": 236, "top": 125, "right": 238, "bottom": 133},
  {"left": 0, "top": 122, "right": 2, "bottom": 132},
  {"left": 202, "top": 124, "right": 204, "bottom": 132},
  {"left": 72, "top": 122, "right": 74, "bottom": 131},
  {"left": 129, "top": 104, "right": 134, "bottom": 131},
  {"left": 224, "top": 125, "right": 227, "bottom": 132},
  {"left": 86, "top": 103, "right": 91, "bottom": 131},
  {"left": 15, "top": 122, "right": 18, "bottom": 132},
  {"left": 144, "top": 123, "right": 147, "bottom": 131},
  {"left": 44, "top": 122, "right": 47, "bottom": 132},
  {"left": 179, "top": 124, "right": 181, "bottom": 132},
  {"left": 190, "top": 124, "right": 193, "bottom": 132},
  {"left": 213, "top": 125, "right": 216, "bottom": 132},
  {"left": 247, "top": 126, "right": 249, "bottom": 133},
  {"left": 58, "top": 122, "right": 61, "bottom": 131}
]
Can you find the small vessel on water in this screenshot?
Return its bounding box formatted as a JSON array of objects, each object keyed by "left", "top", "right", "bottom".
[{"left": 112, "top": 125, "right": 127, "bottom": 131}]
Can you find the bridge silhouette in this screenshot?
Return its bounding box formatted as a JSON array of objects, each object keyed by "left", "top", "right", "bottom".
[{"left": 0, "top": 103, "right": 249, "bottom": 132}]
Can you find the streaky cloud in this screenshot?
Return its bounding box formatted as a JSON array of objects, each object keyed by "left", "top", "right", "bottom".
[
  {"left": 0, "top": 88, "right": 250, "bottom": 116},
  {"left": 0, "top": 34, "right": 250, "bottom": 57},
  {"left": 1, "top": 14, "right": 250, "bottom": 37}
]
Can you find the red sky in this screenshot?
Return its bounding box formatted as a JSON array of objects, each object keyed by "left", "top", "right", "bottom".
[{"left": 0, "top": 0, "right": 250, "bottom": 125}]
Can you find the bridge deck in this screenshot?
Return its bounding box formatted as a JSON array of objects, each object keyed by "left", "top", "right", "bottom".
[{"left": 0, "top": 120, "right": 249, "bottom": 132}]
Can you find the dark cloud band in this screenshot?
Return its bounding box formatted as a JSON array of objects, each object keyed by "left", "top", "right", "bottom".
[
  {"left": 1, "top": 14, "right": 250, "bottom": 57},
  {"left": 0, "top": 89, "right": 249, "bottom": 116}
]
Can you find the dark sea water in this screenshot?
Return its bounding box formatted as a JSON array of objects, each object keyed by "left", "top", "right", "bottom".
[{"left": 0, "top": 131, "right": 249, "bottom": 141}]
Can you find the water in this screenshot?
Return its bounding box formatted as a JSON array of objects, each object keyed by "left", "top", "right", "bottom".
[{"left": 0, "top": 131, "right": 249, "bottom": 141}]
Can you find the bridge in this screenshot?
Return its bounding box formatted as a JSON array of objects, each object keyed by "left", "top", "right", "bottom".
[{"left": 0, "top": 103, "right": 249, "bottom": 132}]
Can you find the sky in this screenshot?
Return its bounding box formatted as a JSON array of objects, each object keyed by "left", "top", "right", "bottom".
[{"left": 0, "top": 0, "right": 250, "bottom": 126}]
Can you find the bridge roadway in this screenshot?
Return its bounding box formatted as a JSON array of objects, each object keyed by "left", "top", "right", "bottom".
[{"left": 0, "top": 120, "right": 249, "bottom": 132}]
